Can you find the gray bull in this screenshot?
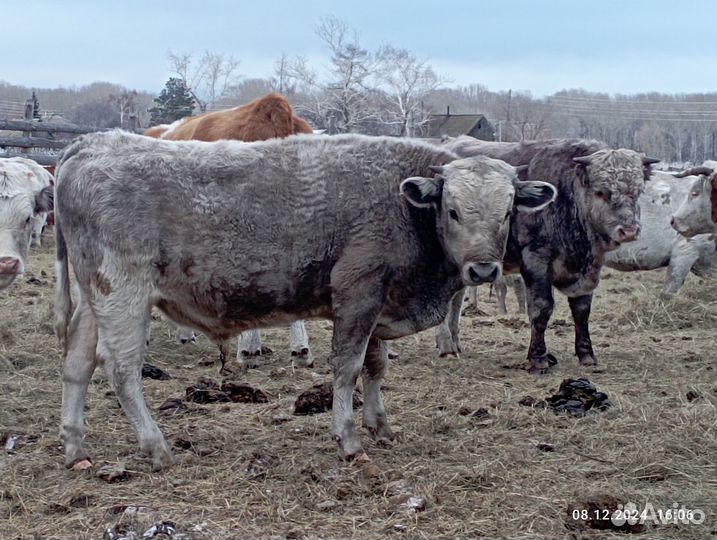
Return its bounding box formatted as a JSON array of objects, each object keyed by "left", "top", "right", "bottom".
[
  {"left": 437, "top": 138, "right": 658, "bottom": 372},
  {"left": 55, "top": 131, "right": 556, "bottom": 470}
]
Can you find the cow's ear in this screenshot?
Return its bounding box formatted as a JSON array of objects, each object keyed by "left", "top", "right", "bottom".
[
  {"left": 514, "top": 181, "right": 556, "bottom": 213},
  {"left": 34, "top": 185, "right": 54, "bottom": 213},
  {"left": 401, "top": 176, "right": 444, "bottom": 208}
]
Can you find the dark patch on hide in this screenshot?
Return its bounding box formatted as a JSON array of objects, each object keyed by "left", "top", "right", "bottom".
[
  {"left": 93, "top": 272, "right": 112, "bottom": 296},
  {"left": 152, "top": 244, "right": 170, "bottom": 276},
  {"left": 180, "top": 255, "right": 195, "bottom": 276}
]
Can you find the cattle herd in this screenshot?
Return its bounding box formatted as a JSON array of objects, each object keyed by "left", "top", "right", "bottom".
[{"left": 1, "top": 93, "right": 715, "bottom": 475}]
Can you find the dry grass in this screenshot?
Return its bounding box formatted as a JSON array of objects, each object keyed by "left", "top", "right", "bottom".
[{"left": 0, "top": 232, "right": 715, "bottom": 539}]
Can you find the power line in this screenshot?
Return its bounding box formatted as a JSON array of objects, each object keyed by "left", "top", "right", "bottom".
[
  {"left": 549, "top": 95, "right": 717, "bottom": 106},
  {"left": 553, "top": 107, "right": 715, "bottom": 118},
  {"left": 557, "top": 112, "right": 716, "bottom": 123}
]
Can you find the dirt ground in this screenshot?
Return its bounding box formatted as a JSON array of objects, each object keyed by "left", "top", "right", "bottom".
[{"left": 1, "top": 231, "right": 715, "bottom": 540}]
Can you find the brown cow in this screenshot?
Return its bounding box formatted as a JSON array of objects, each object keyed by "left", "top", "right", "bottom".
[
  {"left": 144, "top": 93, "right": 315, "bottom": 369},
  {"left": 145, "top": 92, "right": 313, "bottom": 142}
]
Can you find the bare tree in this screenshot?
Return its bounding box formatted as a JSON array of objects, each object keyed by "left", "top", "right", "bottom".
[
  {"left": 375, "top": 45, "right": 443, "bottom": 136},
  {"left": 108, "top": 89, "right": 138, "bottom": 128},
  {"left": 271, "top": 53, "right": 297, "bottom": 95},
  {"left": 313, "top": 16, "right": 380, "bottom": 133},
  {"left": 167, "top": 50, "right": 241, "bottom": 112}
]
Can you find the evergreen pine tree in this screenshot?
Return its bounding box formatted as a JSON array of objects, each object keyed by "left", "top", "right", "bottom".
[{"left": 148, "top": 78, "right": 196, "bottom": 125}]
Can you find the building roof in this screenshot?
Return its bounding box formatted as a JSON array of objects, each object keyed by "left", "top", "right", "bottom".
[{"left": 424, "top": 113, "right": 488, "bottom": 138}]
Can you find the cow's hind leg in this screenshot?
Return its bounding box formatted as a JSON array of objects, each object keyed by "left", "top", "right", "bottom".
[
  {"left": 361, "top": 337, "right": 394, "bottom": 443},
  {"left": 94, "top": 301, "right": 175, "bottom": 471},
  {"left": 494, "top": 280, "right": 508, "bottom": 314},
  {"left": 289, "top": 320, "right": 313, "bottom": 367},
  {"left": 61, "top": 296, "right": 98, "bottom": 469},
  {"left": 238, "top": 329, "right": 268, "bottom": 368},
  {"left": 568, "top": 294, "right": 597, "bottom": 366}
]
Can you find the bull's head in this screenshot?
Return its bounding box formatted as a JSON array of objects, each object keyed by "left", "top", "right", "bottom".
[
  {"left": 573, "top": 150, "right": 658, "bottom": 249},
  {"left": 401, "top": 156, "right": 556, "bottom": 286}
]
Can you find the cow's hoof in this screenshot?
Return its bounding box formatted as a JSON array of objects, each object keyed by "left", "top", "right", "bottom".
[
  {"left": 291, "top": 348, "right": 314, "bottom": 368},
  {"left": 527, "top": 354, "right": 557, "bottom": 375},
  {"left": 219, "top": 365, "right": 236, "bottom": 377},
  {"left": 367, "top": 424, "right": 396, "bottom": 446},
  {"left": 67, "top": 457, "right": 93, "bottom": 471},
  {"left": 578, "top": 354, "right": 598, "bottom": 366},
  {"left": 334, "top": 434, "right": 365, "bottom": 462},
  {"left": 439, "top": 351, "right": 460, "bottom": 358},
  {"left": 260, "top": 345, "right": 273, "bottom": 356},
  {"left": 239, "top": 351, "right": 261, "bottom": 369}
]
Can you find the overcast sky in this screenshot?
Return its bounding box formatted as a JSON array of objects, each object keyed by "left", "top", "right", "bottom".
[{"left": 3, "top": 0, "right": 715, "bottom": 97}]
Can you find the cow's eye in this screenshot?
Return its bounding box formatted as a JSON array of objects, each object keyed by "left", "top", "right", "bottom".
[
  {"left": 595, "top": 190, "right": 610, "bottom": 202},
  {"left": 448, "top": 209, "right": 460, "bottom": 222},
  {"left": 25, "top": 216, "right": 32, "bottom": 224}
]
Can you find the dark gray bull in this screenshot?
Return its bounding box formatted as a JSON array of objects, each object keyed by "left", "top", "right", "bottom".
[
  {"left": 438, "top": 138, "right": 658, "bottom": 373},
  {"left": 54, "top": 131, "right": 556, "bottom": 470}
]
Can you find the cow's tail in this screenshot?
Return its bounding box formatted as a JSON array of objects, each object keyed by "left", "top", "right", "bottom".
[
  {"left": 53, "top": 159, "right": 73, "bottom": 354},
  {"left": 54, "top": 220, "right": 72, "bottom": 353}
]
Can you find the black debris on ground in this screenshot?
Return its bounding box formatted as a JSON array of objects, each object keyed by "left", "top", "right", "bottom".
[
  {"left": 141, "top": 363, "right": 171, "bottom": 380},
  {"left": 293, "top": 381, "right": 362, "bottom": 415},
  {"left": 546, "top": 378, "right": 611, "bottom": 416},
  {"left": 185, "top": 377, "right": 231, "bottom": 404},
  {"left": 220, "top": 381, "right": 269, "bottom": 403}
]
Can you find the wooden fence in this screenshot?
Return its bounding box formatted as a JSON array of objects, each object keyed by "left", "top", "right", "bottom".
[{"left": 0, "top": 101, "right": 139, "bottom": 166}]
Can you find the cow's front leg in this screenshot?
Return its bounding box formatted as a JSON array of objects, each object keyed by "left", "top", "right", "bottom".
[
  {"left": 362, "top": 337, "right": 394, "bottom": 443},
  {"left": 289, "top": 320, "right": 313, "bottom": 367},
  {"left": 435, "top": 289, "right": 463, "bottom": 357},
  {"left": 524, "top": 271, "right": 557, "bottom": 374},
  {"left": 568, "top": 294, "right": 597, "bottom": 366},
  {"left": 329, "top": 274, "right": 384, "bottom": 460}
]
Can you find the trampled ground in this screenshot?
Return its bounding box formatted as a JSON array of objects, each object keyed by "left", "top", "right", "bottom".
[{"left": 1, "top": 232, "right": 715, "bottom": 539}]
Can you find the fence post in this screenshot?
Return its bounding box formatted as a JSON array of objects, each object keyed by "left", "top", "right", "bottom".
[
  {"left": 22, "top": 101, "right": 34, "bottom": 154},
  {"left": 128, "top": 115, "right": 138, "bottom": 132}
]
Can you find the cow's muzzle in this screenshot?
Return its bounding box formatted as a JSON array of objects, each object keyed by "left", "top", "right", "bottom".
[
  {"left": 0, "top": 257, "right": 22, "bottom": 291},
  {"left": 614, "top": 224, "right": 640, "bottom": 244},
  {"left": 0, "top": 256, "right": 21, "bottom": 275},
  {"left": 463, "top": 262, "right": 501, "bottom": 285}
]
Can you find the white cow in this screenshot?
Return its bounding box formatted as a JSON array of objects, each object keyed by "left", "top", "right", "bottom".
[
  {"left": 605, "top": 170, "right": 716, "bottom": 292},
  {"left": 0, "top": 157, "right": 54, "bottom": 291},
  {"left": 671, "top": 163, "right": 717, "bottom": 238}
]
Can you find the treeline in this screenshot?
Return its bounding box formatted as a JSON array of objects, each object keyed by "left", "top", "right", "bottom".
[
  {"left": 1, "top": 17, "right": 714, "bottom": 163},
  {"left": 0, "top": 80, "right": 154, "bottom": 129}
]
